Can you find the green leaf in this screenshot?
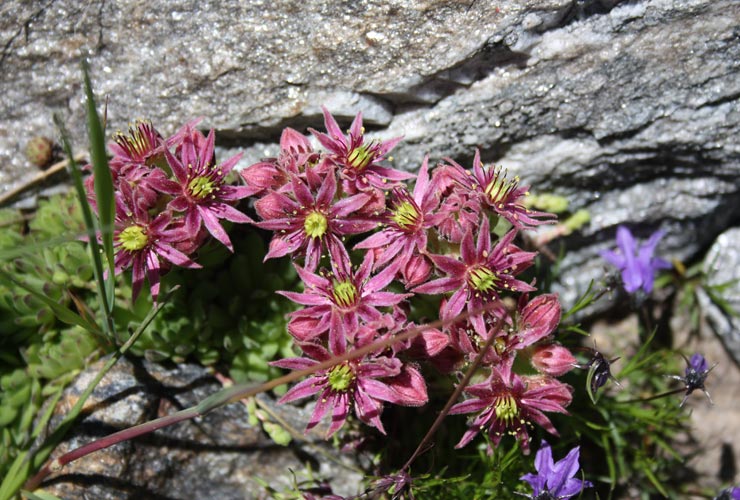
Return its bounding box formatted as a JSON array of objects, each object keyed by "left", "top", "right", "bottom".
[
  {"left": 54, "top": 110, "right": 116, "bottom": 342},
  {"left": 21, "top": 489, "right": 64, "bottom": 500},
  {"left": 617, "top": 328, "right": 657, "bottom": 378},
  {"left": 81, "top": 59, "right": 115, "bottom": 309},
  {"left": 0, "top": 234, "right": 87, "bottom": 262},
  {"left": 563, "top": 280, "right": 598, "bottom": 321},
  {"left": 262, "top": 421, "right": 291, "bottom": 446},
  {"left": 641, "top": 461, "right": 668, "bottom": 497},
  {"left": 24, "top": 286, "right": 178, "bottom": 492},
  {"left": 0, "top": 449, "right": 32, "bottom": 500},
  {"left": 585, "top": 363, "right": 599, "bottom": 404}
]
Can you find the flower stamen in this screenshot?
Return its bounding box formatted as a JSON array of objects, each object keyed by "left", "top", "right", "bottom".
[
  {"left": 304, "top": 211, "right": 329, "bottom": 239},
  {"left": 347, "top": 143, "right": 376, "bottom": 171},
  {"left": 118, "top": 225, "right": 148, "bottom": 251},
  {"left": 327, "top": 363, "right": 355, "bottom": 392},
  {"left": 187, "top": 176, "right": 217, "bottom": 200},
  {"left": 469, "top": 266, "right": 499, "bottom": 293},
  {"left": 390, "top": 200, "right": 420, "bottom": 230},
  {"left": 484, "top": 167, "right": 518, "bottom": 206},
  {"left": 494, "top": 394, "right": 519, "bottom": 427},
  {"left": 332, "top": 279, "right": 358, "bottom": 308}
]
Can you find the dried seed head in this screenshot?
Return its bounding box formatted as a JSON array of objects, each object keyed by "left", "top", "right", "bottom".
[{"left": 25, "top": 136, "right": 55, "bottom": 169}]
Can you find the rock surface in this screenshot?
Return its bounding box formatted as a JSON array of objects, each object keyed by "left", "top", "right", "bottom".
[
  {"left": 39, "top": 357, "right": 365, "bottom": 499},
  {"left": 699, "top": 227, "right": 740, "bottom": 364},
  {"left": 2, "top": 0, "right": 738, "bottom": 313},
  {"left": 2, "top": 1, "right": 740, "bottom": 496}
]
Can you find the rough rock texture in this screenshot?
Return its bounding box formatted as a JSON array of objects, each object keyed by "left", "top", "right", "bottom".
[
  {"left": 699, "top": 227, "right": 740, "bottom": 364},
  {"left": 2, "top": 0, "right": 738, "bottom": 311},
  {"left": 1, "top": 0, "right": 739, "bottom": 495},
  {"left": 39, "top": 357, "right": 365, "bottom": 499}
]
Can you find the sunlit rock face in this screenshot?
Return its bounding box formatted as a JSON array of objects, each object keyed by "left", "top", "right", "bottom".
[
  {"left": 41, "top": 357, "right": 364, "bottom": 499},
  {"left": 1, "top": 1, "right": 738, "bottom": 317}
]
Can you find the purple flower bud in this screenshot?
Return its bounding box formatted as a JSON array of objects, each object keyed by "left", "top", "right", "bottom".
[
  {"left": 688, "top": 353, "right": 709, "bottom": 374},
  {"left": 671, "top": 353, "right": 715, "bottom": 407}
]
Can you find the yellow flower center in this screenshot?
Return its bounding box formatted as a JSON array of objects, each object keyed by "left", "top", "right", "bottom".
[
  {"left": 118, "top": 225, "right": 148, "bottom": 251},
  {"left": 484, "top": 170, "right": 518, "bottom": 206},
  {"left": 332, "top": 280, "right": 358, "bottom": 308},
  {"left": 327, "top": 363, "right": 355, "bottom": 392},
  {"left": 188, "top": 176, "right": 217, "bottom": 200},
  {"left": 114, "top": 121, "right": 162, "bottom": 165},
  {"left": 304, "top": 211, "right": 328, "bottom": 239},
  {"left": 494, "top": 395, "right": 519, "bottom": 425},
  {"left": 391, "top": 200, "right": 420, "bottom": 230},
  {"left": 493, "top": 337, "right": 507, "bottom": 356},
  {"left": 347, "top": 143, "right": 375, "bottom": 171},
  {"left": 469, "top": 266, "right": 498, "bottom": 293}
]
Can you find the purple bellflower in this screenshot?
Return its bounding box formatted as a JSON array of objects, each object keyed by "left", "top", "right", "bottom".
[
  {"left": 714, "top": 487, "right": 740, "bottom": 500},
  {"left": 519, "top": 440, "right": 592, "bottom": 499},
  {"left": 601, "top": 226, "right": 671, "bottom": 294}
]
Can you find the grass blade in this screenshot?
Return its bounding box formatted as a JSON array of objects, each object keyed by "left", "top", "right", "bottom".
[
  {"left": 53, "top": 113, "right": 116, "bottom": 342},
  {"left": 19, "top": 287, "right": 179, "bottom": 495},
  {"left": 81, "top": 59, "right": 115, "bottom": 313}
]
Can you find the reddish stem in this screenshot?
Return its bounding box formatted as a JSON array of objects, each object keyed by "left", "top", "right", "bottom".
[
  {"left": 25, "top": 303, "right": 502, "bottom": 491},
  {"left": 400, "top": 321, "right": 501, "bottom": 473}
]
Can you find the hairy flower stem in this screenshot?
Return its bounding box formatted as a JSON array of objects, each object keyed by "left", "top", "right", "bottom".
[
  {"left": 400, "top": 323, "right": 502, "bottom": 473},
  {"left": 25, "top": 303, "right": 503, "bottom": 491}
]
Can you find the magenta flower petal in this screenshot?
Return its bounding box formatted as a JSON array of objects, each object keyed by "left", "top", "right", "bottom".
[
  {"left": 162, "top": 126, "right": 253, "bottom": 251},
  {"left": 450, "top": 370, "right": 572, "bottom": 454},
  {"left": 278, "top": 376, "right": 324, "bottom": 403},
  {"left": 309, "top": 107, "right": 407, "bottom": 191}
]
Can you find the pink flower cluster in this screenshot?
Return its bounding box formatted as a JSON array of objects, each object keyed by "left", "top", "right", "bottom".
[
  {"left": 86, "top": 119, "right": 256, "bottom": 301},
  {"left": 247, "top": 107, "right": 577, "bottom": 452},
  {"left": 87, "top": 109, "right": 577, "bottom": 452}
]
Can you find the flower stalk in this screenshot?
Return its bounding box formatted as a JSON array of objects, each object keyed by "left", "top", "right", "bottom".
[{"left": 25, "top": 304, "right": 501, "bottom": 491}]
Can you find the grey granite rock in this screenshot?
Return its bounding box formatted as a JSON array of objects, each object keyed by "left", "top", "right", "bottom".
[
  {"left": 39, "top": 357, "right": 365, "bottom": 499},
  {"left": 2, "top": 0, "right": 738, "bottom": 311},
  {"left": 699, "top": 227, "right": 740, "bottom": 365},
  {"left": 1, "top": 0, "right": 739, "bottom": 493}
]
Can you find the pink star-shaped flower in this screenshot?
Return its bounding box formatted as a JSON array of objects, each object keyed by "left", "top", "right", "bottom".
[{"left": 413, "top": 217, "right": 536, "bottom": 336}]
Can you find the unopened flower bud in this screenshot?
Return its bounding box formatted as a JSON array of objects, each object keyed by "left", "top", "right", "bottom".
[
  {"left": 531, "top": 344, "right": 576, "bottom": 376},
  {"left": 412, "top": 327, "right": 449, "bottom": 357},
  {"left": 402, "top": 254, "right": 432, "bottom": 287}
]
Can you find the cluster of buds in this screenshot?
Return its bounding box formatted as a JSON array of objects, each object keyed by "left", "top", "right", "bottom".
[
  {"left": 85, "top": 119, "right": 256, "bottom": 301},
  {"left": 244, "top": 107, "right": 576, "bottom": 453}
]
